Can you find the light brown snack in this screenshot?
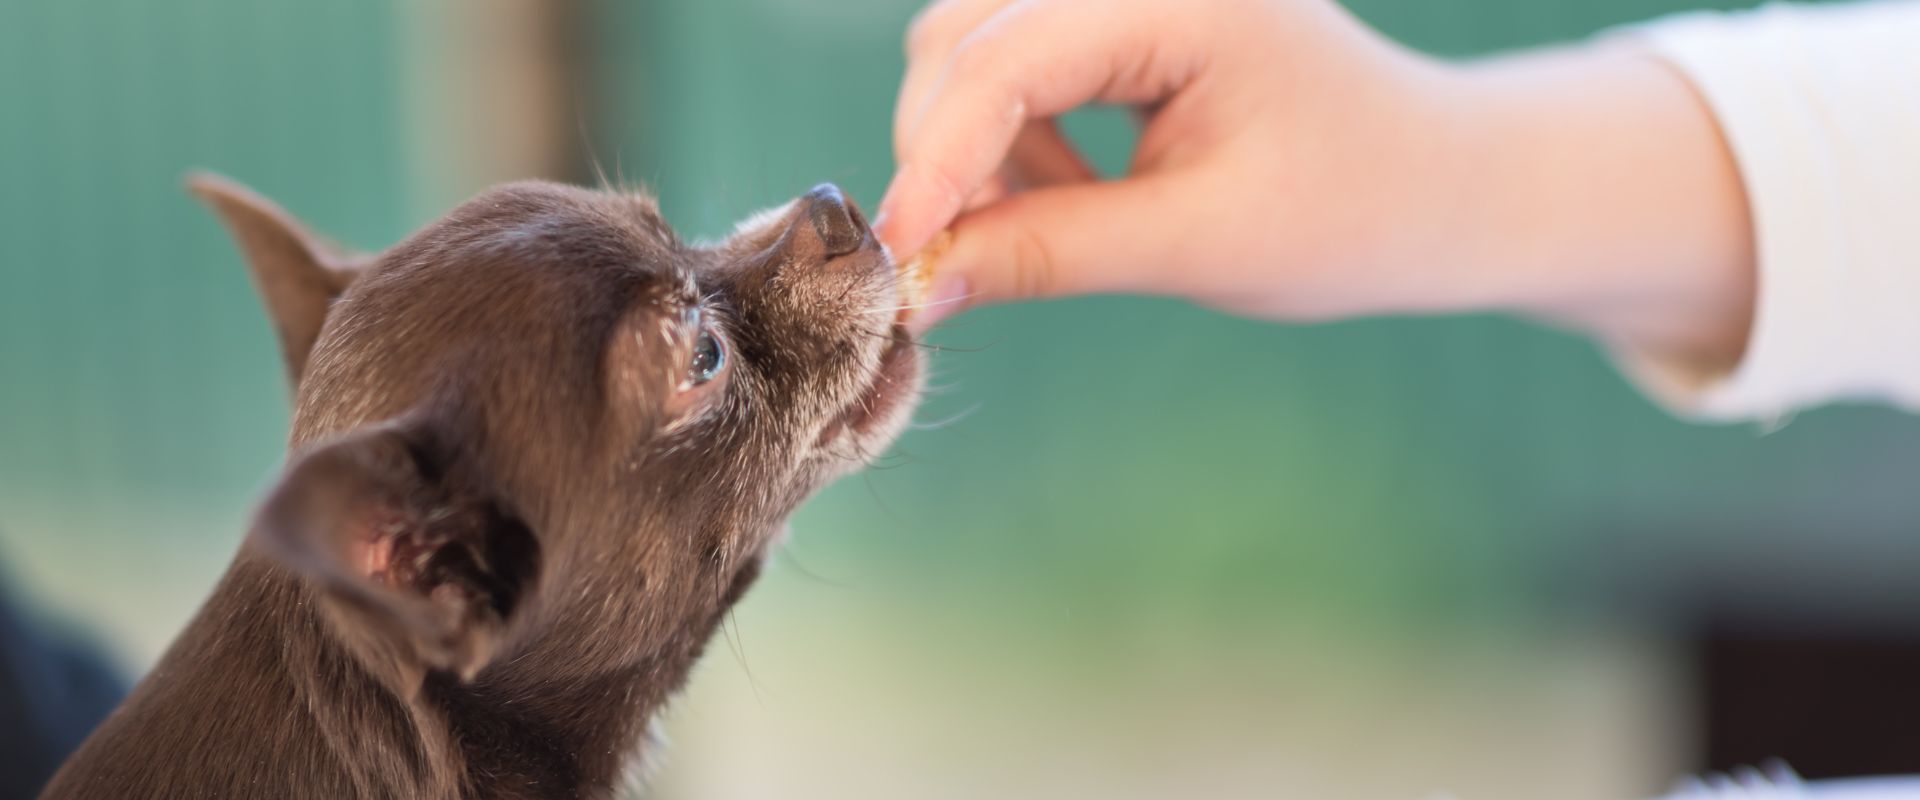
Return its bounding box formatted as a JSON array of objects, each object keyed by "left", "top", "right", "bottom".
[{"left": 897, "top": 230, "right": 950, "bottom": 322}]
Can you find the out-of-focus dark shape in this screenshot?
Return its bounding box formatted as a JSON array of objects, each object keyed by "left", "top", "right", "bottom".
[
  {"left": 1698, "top": 618, "right": 1920, "bottom": 779},
  {"left": 0, "top": 570, "right": 125, "bottom": 799}
]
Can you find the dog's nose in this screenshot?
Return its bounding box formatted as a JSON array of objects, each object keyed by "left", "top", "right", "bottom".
[{"left": 802, "top": 183, "right": 869, "bottom": 259}]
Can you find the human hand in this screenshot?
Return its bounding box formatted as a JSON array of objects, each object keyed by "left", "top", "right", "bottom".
[{"left": 879, "top": 0, "right": 1754, "bottom": 367}]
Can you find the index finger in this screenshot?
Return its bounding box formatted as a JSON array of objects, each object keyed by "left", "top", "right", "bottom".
[
  {"left": 894, "top": 0, "right": 1025, "bottom": 149},
  {"left": 875, "top": 0, "right": 1202, "bottom": 258}
]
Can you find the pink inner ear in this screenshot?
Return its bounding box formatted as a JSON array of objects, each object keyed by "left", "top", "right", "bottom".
[
  {"left": 344, "top": 506, "right": 414, "bottom": 587},
  {"left": 352, "top": 529, "right": 395, "bottom": 578},
  {"left": 340, "top": 503, "right": 463, "bottom": 595}
]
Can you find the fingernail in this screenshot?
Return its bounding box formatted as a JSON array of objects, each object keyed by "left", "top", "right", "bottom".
[
  {"left": 909, "top": 274, "right": 970, "bottom": 335},
  {"left": 874, "top": 169, "right": 915, "bottom": 254}
]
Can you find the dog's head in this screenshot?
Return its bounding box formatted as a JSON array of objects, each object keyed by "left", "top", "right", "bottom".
[{"left": 193, "top": 175, "right": 923, "bottom": 684}]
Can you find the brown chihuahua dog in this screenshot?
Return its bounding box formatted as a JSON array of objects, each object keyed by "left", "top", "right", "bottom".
[{"left": 42, "top": 175, "right": 926, "bottom": 799}]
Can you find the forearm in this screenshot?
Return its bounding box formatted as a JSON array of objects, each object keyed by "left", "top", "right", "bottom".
[
  {"left": 1409, "top": 1, "right": 1920, "bottom": 420},
  {"left": 1417, "top": 44, "right": 1757, "bottom": 369}
]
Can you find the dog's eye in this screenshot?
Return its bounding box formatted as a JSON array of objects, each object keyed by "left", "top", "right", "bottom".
[{"left": 687, "top": 327, "right": 725, "bottom": 387}]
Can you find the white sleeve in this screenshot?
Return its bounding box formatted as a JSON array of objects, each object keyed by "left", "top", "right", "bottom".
[
  {"left": 1656, "top": 772, "right": 1920, "bottom": 798},
  {"left": 1609, "top": 1, "right": 1920, "bottom": 422}
]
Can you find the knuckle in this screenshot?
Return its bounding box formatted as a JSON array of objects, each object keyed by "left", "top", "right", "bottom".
[
  {"left": 904, "top": 3, "right": 954, "bottom": 57},
  {"left": 1008, "top": 223, "right": 1059, "bottom": 299},
  {"left": 918, "top": 160, "right": 969, "bottom": 211},
  {"left": 946, "top": 34, "right": 997, "bottom": 78}
]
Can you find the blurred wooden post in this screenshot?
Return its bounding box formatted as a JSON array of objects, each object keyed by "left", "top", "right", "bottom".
[{"left": 399, "top": 0, "right": 595, "bottom": 218}]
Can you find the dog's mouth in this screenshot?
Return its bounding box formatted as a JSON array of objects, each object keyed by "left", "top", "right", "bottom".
[
  {"left": 817, "top": 242, "right": 938, "bottom": 448},
  {"left": 837, "top": 325, "right": 918, "bottom": 438}
]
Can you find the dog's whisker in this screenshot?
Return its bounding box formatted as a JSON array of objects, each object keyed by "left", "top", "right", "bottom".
[{"left": 909, "top": 402, "right": 980, "bottom": 432}]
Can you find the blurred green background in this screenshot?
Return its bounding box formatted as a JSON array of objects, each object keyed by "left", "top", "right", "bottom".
[{"left": 5, "top": 1, "right": 1920, "bottom": 798}]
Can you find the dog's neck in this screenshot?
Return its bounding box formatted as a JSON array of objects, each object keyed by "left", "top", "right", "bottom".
[{"left": 56, "top": 552, "right": 735, "bottom": 799}]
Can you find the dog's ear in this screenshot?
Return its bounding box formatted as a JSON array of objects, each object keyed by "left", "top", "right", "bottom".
[
  {"left": 187, "top": 172, "right": 370, "bottom": 385},
  {"left": 249, "top": 419, "right": 539, "bottom": 682}
]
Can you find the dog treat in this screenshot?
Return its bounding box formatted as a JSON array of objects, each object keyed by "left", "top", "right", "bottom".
[{"left": 897, "top": 230, "right": 949, "bottom": 321}]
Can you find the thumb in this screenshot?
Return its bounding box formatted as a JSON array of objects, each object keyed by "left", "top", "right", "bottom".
[{"left": 914, "top": 175, "right": 1186, "bottom": 330}]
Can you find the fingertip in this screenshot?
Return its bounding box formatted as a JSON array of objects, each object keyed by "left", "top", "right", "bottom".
[
  {"left": 939, "top": 207, "right": 1017, "bottom": 296},
  {"left": 871, "top": 207, "right": 917, "bottom": 261},
  {"left": 875, "top": 163, "right": 964, "bottom": 260},
  {"left": 873, "top": 178, "right": 918, "bottom": 257}
]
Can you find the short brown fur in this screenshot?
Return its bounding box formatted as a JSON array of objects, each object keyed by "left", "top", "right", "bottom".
[{"left": 42, "top": 177, "right": 923, "bottom": 799}]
